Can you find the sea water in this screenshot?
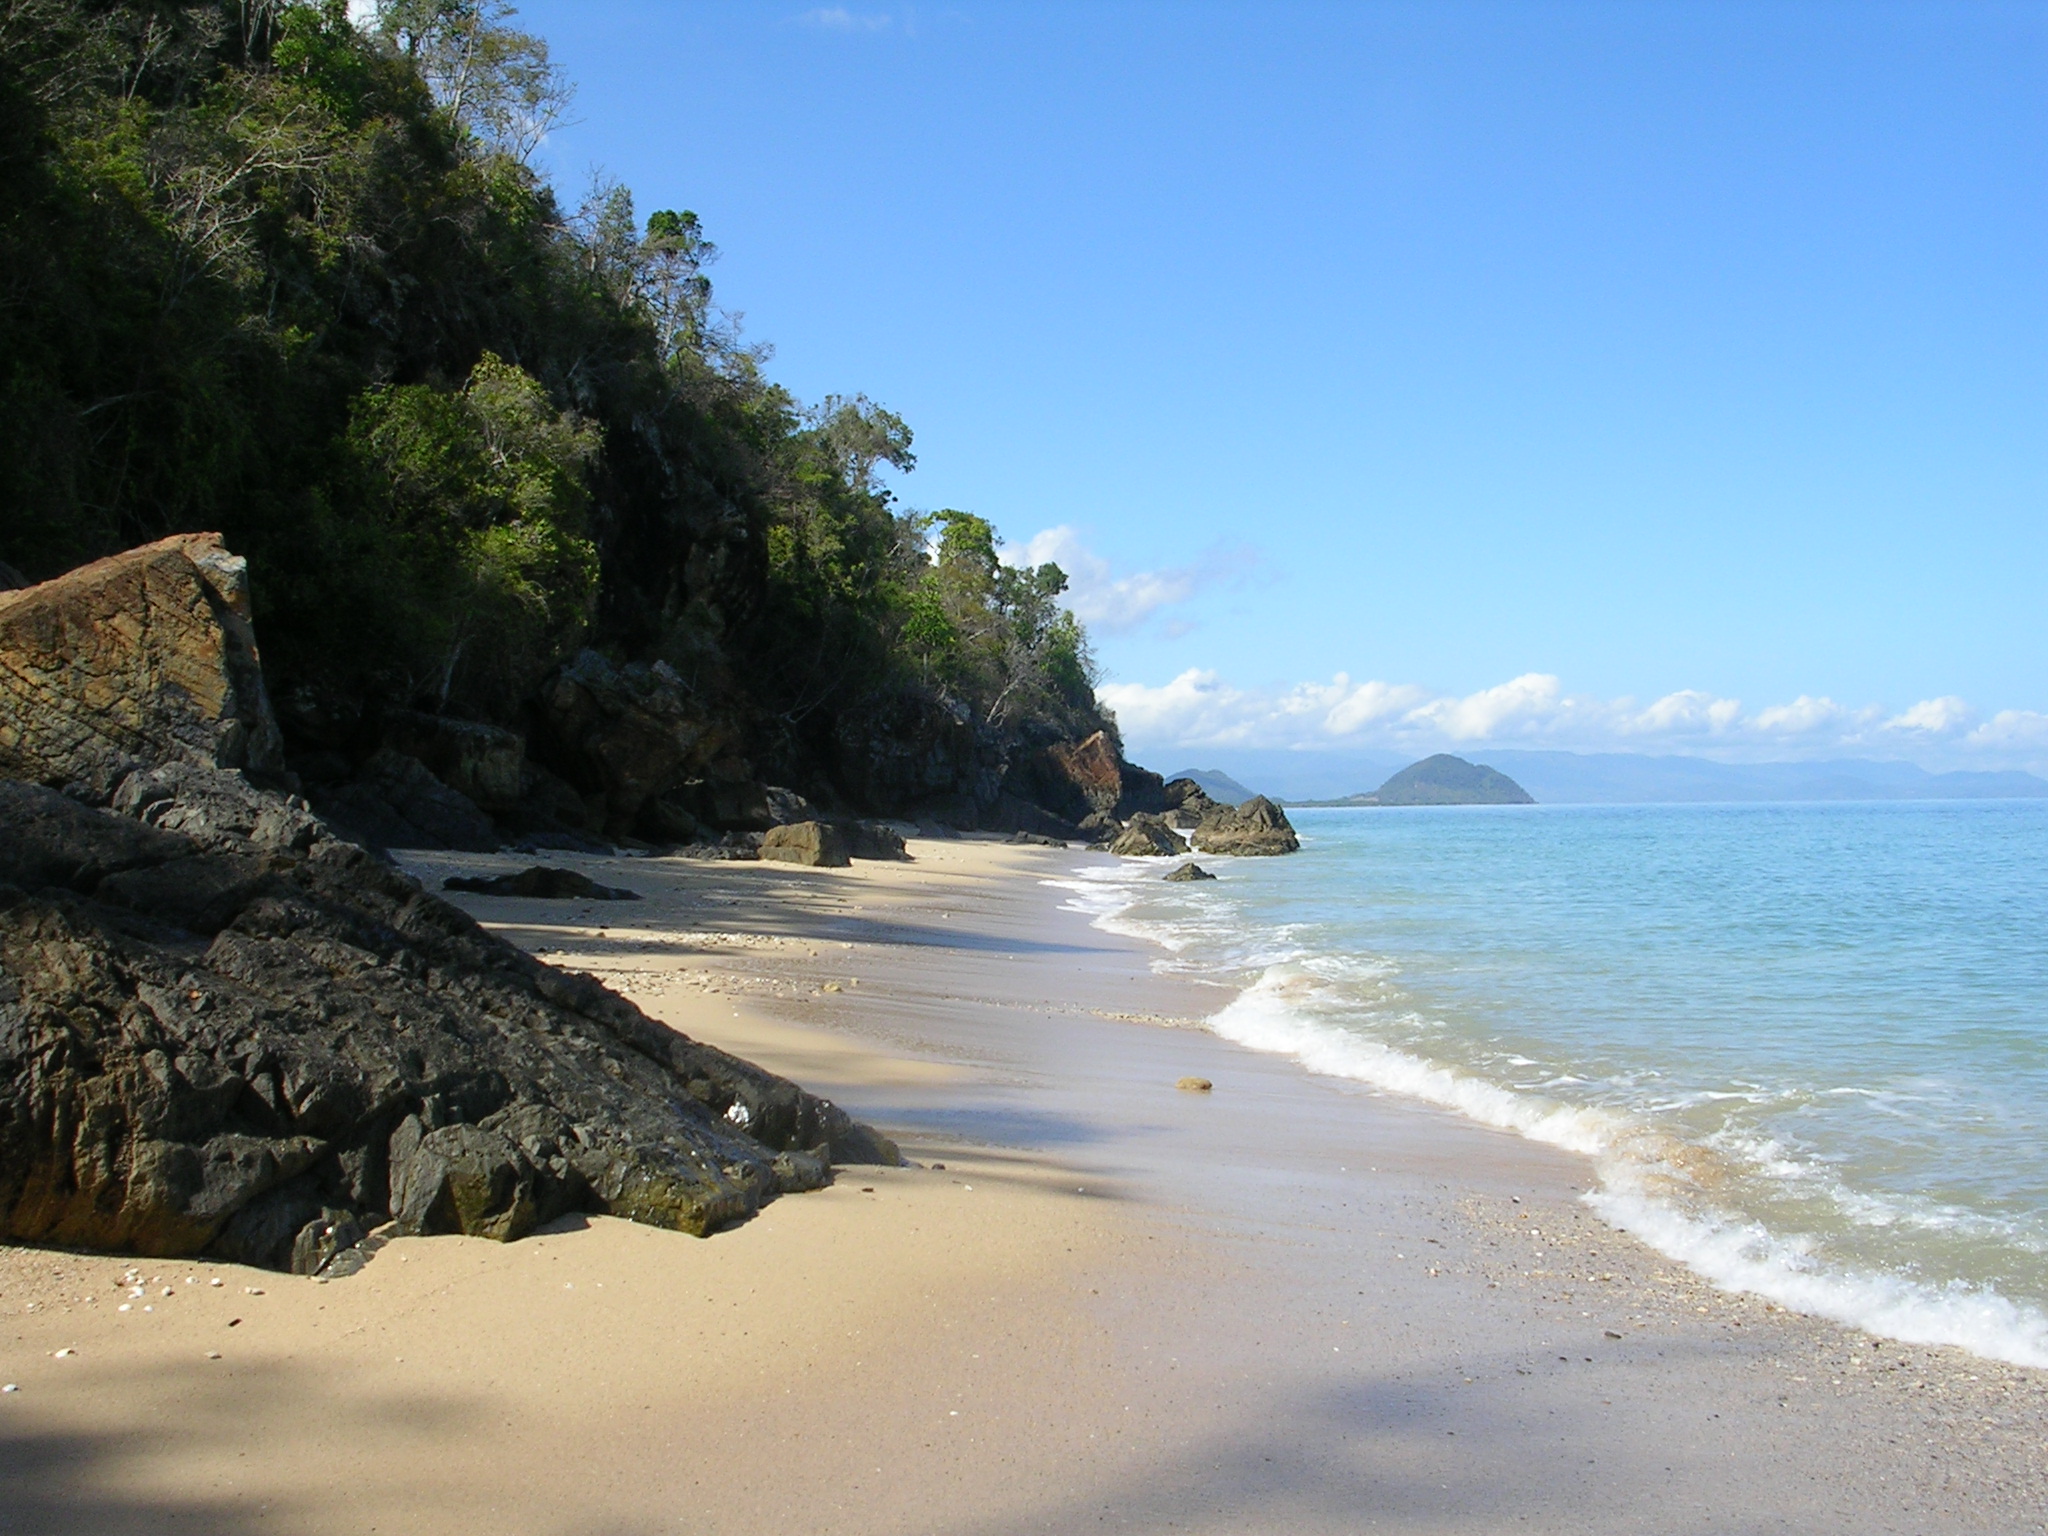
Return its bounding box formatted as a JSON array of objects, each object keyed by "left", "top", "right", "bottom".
[{"left": 1054, "top": 801, "right": 2048, "bottom": 1367}]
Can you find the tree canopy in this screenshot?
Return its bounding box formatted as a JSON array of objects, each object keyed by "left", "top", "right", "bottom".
[{"left": 0, "top": 0, "right": 1111, "bottom": 793}]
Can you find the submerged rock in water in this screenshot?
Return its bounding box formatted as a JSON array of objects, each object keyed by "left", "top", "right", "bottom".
[
  {"left": 0, "top": 771, "right": 896, "bottom": 1268},
  {"left": 1163, "top": 862, "right": 1216, "bottom": 882},
  {"left": 1190, "top": 796, "right": 1300, "bottom": 857},
  {"left": 444, "top": 866, "right": 639, "bottom": 901}
]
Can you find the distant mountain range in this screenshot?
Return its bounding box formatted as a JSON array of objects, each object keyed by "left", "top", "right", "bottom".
[{"left": 1144, "top": 748, "right": 2048, "bottom": 805}]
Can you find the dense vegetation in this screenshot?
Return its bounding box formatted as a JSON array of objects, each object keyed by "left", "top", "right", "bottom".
[{"left": 0, "top": 0, "right": 1108, "bottom": 803}]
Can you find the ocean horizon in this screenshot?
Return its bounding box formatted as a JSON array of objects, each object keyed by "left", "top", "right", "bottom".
[{"left": 1057, "top": 798, "right": 2048, "bottom": 1368}]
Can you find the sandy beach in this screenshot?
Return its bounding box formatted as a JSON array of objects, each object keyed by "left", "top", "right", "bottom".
[{"left": 4, "top": 836, "right": 2046, "bottom": 1535}]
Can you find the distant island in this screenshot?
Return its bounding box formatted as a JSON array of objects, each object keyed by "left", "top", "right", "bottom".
[
  {"left": 1166, "top": 767, "right": 1261, "bottom": 805},
  {"left": 1288, "top": 753, "right": 1536, "bottom": 807}
]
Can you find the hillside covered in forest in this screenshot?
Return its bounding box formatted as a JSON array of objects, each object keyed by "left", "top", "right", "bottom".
[{"left": 0, "top": 0, "right": 1137, "bottom": 840}]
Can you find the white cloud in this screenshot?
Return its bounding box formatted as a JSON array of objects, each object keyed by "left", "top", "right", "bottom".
[
  {"left": 1008, "top": 525, "right": 1251, "bottom": 636},
  {"left": 1967, "top": 709, "right": 2048, "bottom": 749},
  {"left": 1404, "top": 673, "right": 1565, "bottom": 741},
  {"left": 1884, "top": 696, "right": 1975, "bottom": 734},
  {"left": 1098, "top": 667, "right": 2047, "bottom": 771},
  {"left": 1624, "top": 690, "right": 1743, "bottom": 735}
]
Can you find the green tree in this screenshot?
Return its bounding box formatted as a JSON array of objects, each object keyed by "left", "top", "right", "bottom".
[{"left": 348, "top": 352, "right": 599, "bottom": 709}]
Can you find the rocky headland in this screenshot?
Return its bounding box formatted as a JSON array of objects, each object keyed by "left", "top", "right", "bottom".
[{"left": 0, "top": 537, "right": 895, "bottom": 1276}]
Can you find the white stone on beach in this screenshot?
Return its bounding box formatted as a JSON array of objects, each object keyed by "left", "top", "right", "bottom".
[{"left": 2, "top": 1383, "right": 16, "bottom": 1392}]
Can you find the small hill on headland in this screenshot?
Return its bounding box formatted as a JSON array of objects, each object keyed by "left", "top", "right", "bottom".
[
  {"left": 1298, "top": 754, "right": 1534, "bottom": 806},
  {"left": 1366, "top": 755, "right": 1534, "bottom": 805}
]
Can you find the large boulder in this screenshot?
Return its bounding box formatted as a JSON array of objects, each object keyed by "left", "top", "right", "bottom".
[
  {"left": 1190, "top": 795, "right": 1301, "bottom": 856},
  {"left": 760, "top": 821, "right": 850, "bottom": 867},
  {"left": 1109, "top": 813, "right": 1188, "bottom": 857},
  {"left": 0, "top": 772, "right": 896, "bottom": 1267},
  {"left": 0, "top": 534, "right": 284, "bottom": 799}
]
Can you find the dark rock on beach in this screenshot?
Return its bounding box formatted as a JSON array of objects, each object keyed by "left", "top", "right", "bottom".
[
  {"left": 0, "top": 773, "right": 897, "bottom": 1268},
  {"left": 311, "top": 747, "right": 501, "bottom": 853},
  {"left": 1163, "top": 862, "right": 1217, "bottom": 882},
  {"left": 443, "top": 866, "right": 640, "bottom": 901}
]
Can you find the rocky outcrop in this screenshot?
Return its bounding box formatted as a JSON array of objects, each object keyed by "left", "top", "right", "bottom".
[
  {"left": 0, "top": 772, "right": 896, "bottom": 1270},
  {"left": 534, "top": 650, "right": 756, "bottom": 838},
  {"left": 1109, "top": 814, "right": 1188, "bottom": 858},
  {"left": 0, "top": 534, "right": 284, "bottom": 799},
  {"left": 1190, "top": 795, "right": 1300, "bottom": 856},
  {"left": 1019, "top": 731, "right": 1171, "bottom": 825},
  {"left": 760, "top": 821, "right": 851, "bottom": 867},
  {"left": 310, "top": 748, "right": 501, "bottom": 853},
  {"left": 832, "top": 691, "right": 1003, "bottom": 821},
  {"left": 380, "top": 710, "right": 526, "bottom": 814},
  {"left": 839, "top": 821, "right": 910, "bottom": 861}
]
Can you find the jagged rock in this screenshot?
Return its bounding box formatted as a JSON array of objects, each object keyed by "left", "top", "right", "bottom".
[
  {"left": 0, "top": 773, "right": 896, "bottom": 1266},
  {"left": 534, "top": 650, "right": 747, "bottom": 835},
  {"left": 1162, "top": 777, "right": 1216, "bottom": 812},
  {"left": 380, "top": 710, "right": 526, "bottom": 813},
  {"left": 759, "top": 821, "right": 850, "bottom": 867},
  {"left": 1109, "top": 814, "right": 1188, "bottom": 858},
  {"left": 1191, "top": 795, "right": 1300, "bottom": 856},
  {"left": 288, "top": 1207, "right": 365, "bottom": 1277},
  {"left": 839, "top": 821, "right": 910, "bottom": 862},
  {"left": 765, "top": 786, "right": 813, "bottom": 825},
  {"left": 311, "top": 748, "right": 499, "bottom": 853},
  {"left": 443, "top": 867, "right": 640, "bottom": 901},
  {"left": 0, "top": 534, "right": 284, "bottom": 799},
  {"left": 112, "top": 762, "right": 324, "bottom": 855},
  {"left": 1077, "top": 810, "right": 1122, "bottom": 842},
  {"left": 1163, "top": 862, "right": 1216, "bottom": 882}
]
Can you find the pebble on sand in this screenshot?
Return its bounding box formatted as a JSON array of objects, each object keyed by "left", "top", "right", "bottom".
[{"left": 1176, "top": 1076, "right": 1214, "bottom": 1093}]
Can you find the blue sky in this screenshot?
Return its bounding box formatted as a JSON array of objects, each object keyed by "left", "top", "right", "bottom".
[{"left": 519, "top": 0, "right": 2046, "bottom": 769}]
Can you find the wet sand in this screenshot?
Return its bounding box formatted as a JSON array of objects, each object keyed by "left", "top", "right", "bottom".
[{"left": 3, "top": 836, "right": 2045, "bottom": 1534}]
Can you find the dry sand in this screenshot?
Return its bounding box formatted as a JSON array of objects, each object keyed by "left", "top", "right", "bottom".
[{"left": 4, "top": 836, "right": 2046, "bottom": 1534}]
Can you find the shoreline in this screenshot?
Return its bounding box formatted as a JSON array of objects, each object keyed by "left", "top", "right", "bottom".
[{"left": 4, "top": 836, "right": 2046, "bottom": 1532}]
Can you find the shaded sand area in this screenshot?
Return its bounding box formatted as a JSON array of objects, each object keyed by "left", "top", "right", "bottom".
[{"left": 5, "top": 837, "right": 2047, "bottom": 1534}]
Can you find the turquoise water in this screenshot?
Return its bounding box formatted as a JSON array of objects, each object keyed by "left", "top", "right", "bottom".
[{"left": 1057, "top": 801, "right": 2048, "bottom": 1366}]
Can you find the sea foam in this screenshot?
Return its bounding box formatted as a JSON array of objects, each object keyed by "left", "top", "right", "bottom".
[{"left": 1049, "top": 843, "right": 2048, "bottom": 1371}]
